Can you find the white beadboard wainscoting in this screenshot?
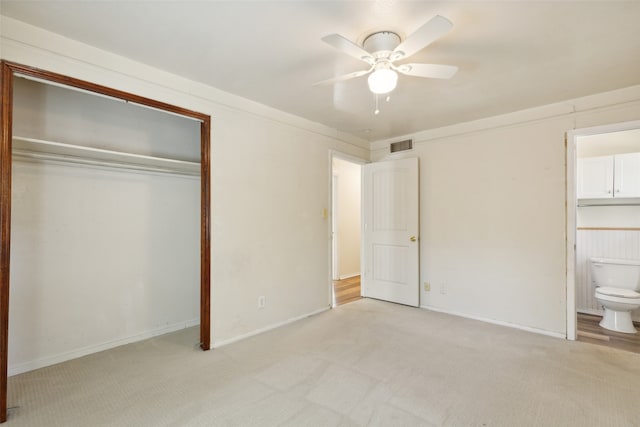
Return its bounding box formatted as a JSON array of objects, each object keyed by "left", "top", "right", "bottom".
[{"left": 576, "top": 228, "right": 640, "bottom": 321}]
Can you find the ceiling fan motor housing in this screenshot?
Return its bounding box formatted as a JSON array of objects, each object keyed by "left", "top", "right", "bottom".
[
  {"left": 363, "top": 31, "right": 401, "bottom": 58},
  {"left": 314, "top": 15, "right": 457, "bottom": 88}
]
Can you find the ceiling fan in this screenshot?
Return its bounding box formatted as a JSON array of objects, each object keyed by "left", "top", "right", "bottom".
[{"left": 314, "top": 15, "right": 458, "bottom": 95}]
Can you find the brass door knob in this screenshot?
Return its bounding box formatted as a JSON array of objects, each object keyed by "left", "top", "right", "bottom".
[{"left": 410, "top": 236, "right": 417, "bottom": 242}]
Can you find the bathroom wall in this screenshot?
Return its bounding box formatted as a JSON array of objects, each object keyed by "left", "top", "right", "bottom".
[{"left": 577, "top": 128, "right": 640, "bottom": 158}]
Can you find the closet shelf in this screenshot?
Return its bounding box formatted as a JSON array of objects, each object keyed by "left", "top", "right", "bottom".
[
  {"left": 12, "top": 136, "right": 200, "bottom": 176},
  {"left": 578, "top": 198, "right": 640, "bottom": 207}
]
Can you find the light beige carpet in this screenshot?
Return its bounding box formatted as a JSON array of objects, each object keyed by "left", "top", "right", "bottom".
[{"left": 7, "top": 299, "right": 640, "bottom": 426}]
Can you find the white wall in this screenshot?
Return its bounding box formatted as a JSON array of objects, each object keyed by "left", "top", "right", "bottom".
[
  {"left": 333, "top": 157, "right": 361, "bottom": 279},
  {"left": 371, "top": 87, "right": 640, "bottom": 336},
  {"left": 10, "top": 160, "right": 200, "bottom": 375},
  {"left": 577, "top": 206, "right": 640, "bottom": 228},
  {"left": 1, "top": 16, "right": 369, "bottom": 350},
  {"left": 577, "top": 128, "right": 640, "bottom": 158}
]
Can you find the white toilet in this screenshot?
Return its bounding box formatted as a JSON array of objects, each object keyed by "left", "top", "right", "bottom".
[{"left": 590, "top": 257, "right": 640, "bottom": 334}]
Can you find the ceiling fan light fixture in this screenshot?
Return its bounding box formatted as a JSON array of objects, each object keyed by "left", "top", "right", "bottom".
[{"left": 368, "top": 68, "right": 398, "bottom": 94}]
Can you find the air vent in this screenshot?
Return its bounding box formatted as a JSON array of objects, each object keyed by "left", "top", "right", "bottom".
[{"left": 390, "top": 139, "right": 413, "bottom": 153}]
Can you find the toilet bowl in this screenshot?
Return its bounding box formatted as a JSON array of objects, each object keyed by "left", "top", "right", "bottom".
[
  {"left": 590, "top": 258, "right": 640, "bottom": 334},
  {"left": 594, "top": 287, "right": 640, "bottom": 333}
]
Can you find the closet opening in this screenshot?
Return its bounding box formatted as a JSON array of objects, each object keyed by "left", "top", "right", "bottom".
[{"left": 0, "top": 61, "right": 211, "bottom": 423}]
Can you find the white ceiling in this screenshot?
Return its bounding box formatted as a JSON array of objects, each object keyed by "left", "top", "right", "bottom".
[{"left": 2, "top": 1, "right": 640, "bottom": 142}]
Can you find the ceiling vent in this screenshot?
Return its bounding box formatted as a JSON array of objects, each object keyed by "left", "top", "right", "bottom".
[{"left": 390, "top": 139, "right": 413, "bottom": 153}]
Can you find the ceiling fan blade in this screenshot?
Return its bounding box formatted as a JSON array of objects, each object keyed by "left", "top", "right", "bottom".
[
  {"left": 321, "top": 34, "right": 375, "bottom": 64},
  {"left": 395, "top": 63, "right": 458, "bottom": 79},
  {"left": 393, "top": 15, "right": 453, "bottom": 60},
  {"left": 312, "top": 68, "right": 373, "bottom": 86}
]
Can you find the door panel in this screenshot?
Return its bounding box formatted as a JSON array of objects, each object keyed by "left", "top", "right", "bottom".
[
  {"left": 614, "top": 152, "right": 640, "bottom": 198},
  {"left": 577, "top": 155, "right": 614, "bottom": 199},
  {"left": 362, "top": 157, "right": 419, "bottom": 306}
]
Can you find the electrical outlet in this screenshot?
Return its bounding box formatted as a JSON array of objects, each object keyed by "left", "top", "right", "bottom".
[
  {"left": 440, "top": 284, "right": 447, "bottom": 294},
  {"left": 424, "top": 282, "right": 430, "bottom": 291},
  {"left": 258, "top": 296, "right": 266, "bottom": 309}
]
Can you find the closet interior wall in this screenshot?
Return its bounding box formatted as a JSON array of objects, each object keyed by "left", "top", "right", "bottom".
[{"left": 9, "top": 77, "right": 201, "bottom": 375}]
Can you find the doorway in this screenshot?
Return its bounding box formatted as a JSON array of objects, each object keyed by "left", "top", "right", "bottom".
[
  {"left": 566, "top": 120, "right": 640, "bottom": 353},
  {"left": 331, "top": 154, "right": 363, "bottom": 306}
]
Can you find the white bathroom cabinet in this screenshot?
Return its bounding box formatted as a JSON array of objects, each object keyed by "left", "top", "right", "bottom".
[{"left": 577, "top": 152, "right": 640, "bottom": 199}]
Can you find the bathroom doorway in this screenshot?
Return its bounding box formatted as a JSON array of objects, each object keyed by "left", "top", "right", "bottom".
[
  {"left": 330, "top": 153, "right": 364, "bottom": 307},
  {"left": 567, "top": 120, "right": 640, "bottom": 353}
]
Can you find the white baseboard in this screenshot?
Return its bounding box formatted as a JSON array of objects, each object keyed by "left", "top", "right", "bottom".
[
  {"left": 9, "top": 318, "right": 200, "bottom": 377},
  {"left": 212, "top": 306, "right": 330, "bottom": 348},
  {"left": 339, "top": 272, "right": 360, "bottom": 280},
  {"left": 421, "top": 305, "right": 566, "bottom": 339}
]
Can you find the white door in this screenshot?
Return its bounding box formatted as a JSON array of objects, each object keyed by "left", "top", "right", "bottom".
[
  {"left": 361, "top": 157, "right": 419, "bottom": 307},
  {"left": 614, "top": 152, "right": 640, "bottom": 198},
  {"left": 576, "top": 155, "right": 614, "bottom": 199}
]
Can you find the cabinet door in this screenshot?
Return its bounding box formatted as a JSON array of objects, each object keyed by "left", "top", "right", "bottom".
[
  {"left": 614, "top": 152, "right": 640, "bottom": 198},
  {"left": 577, "top": 155, "right": 614, "bottom": 199}
]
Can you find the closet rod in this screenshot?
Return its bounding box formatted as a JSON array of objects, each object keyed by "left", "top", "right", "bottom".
[{"left": 12, "top": 151, "right": 200, "bottom": 177}]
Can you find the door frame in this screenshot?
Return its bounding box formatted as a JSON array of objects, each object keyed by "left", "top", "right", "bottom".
[
  {"left": 0, "top": 61, "right": 211, "bottom": 422},
  {"left": 328, "top": 150, "right": 367, "bottom": 307},
  {"left": 331, "top": 173, "right": 339, "bottom": 281},
  {"left": 565, "top": 119, "right": 640, "bottom": 341}
]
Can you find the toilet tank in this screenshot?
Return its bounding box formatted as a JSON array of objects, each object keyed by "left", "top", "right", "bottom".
[{"left": 590, "top": 258, "right": 640, "bottom": 291}]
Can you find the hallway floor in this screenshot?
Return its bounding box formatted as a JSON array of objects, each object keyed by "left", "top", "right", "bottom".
[{"left": 332, "top": 276, "right": 361, "bottom": 306}]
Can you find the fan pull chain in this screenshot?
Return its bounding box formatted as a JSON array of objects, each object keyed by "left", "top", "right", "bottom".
[{"left": 374, "top": 94, "right": 392, "bottom": 115}]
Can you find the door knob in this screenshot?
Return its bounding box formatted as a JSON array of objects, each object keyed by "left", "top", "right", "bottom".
[{"left": 410, "top": 236, "right": 417, "bottom": 242}]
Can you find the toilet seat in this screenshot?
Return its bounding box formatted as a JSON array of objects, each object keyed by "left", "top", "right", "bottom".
[{"left": 595, "top": 287, "right": 640, "bottom": 304}]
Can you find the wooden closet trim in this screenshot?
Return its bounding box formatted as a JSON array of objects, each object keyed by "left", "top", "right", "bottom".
[{"left": 0, "top": 60, "right": 211, "bottom": 423}]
